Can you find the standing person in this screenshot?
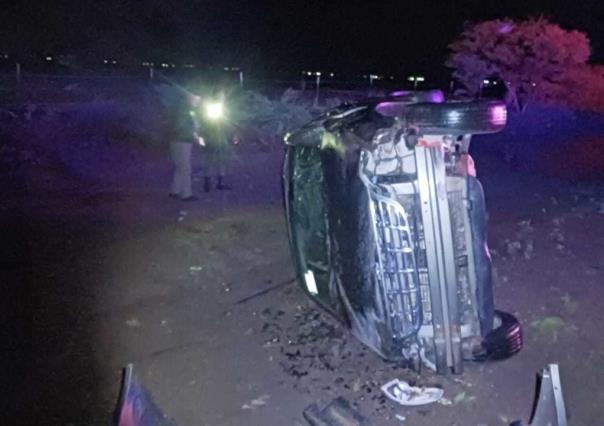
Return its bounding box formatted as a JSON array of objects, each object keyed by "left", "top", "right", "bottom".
[
  {"left": 166, "top": 93, "right": 202, "bottom": 201},
  {"left": 198, "top": 90, "right": 234, "bottom": 192}
]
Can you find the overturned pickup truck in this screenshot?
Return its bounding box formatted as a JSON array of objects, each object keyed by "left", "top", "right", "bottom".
[{"left": 283, "top": 92, "right": 522, "bottom": 374}]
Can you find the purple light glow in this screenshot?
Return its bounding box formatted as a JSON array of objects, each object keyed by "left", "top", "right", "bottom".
[
  {"left": 490, "top": 105, "right": 507, "bottom": 125},
  {"left": 375, "top": 101, "right": 404, "bottom": 117},
  {"left": 390, "top": 90, "right": 445, "bottom": 104},
  {"left": 390, "top": 90, "right": 411, "bottom": 97},
  {"left": 426, "top": 90, "right": 445, "bottom": 103}
]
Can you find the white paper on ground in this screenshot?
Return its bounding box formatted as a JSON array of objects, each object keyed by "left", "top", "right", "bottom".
[{"left": 381, "top": 379, "right": 444, "bottom": 406}]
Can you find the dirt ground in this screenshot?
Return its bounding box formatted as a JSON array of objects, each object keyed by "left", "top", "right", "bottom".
[{"left": 2, "top": 114, "right": 604, "bottom": 425}]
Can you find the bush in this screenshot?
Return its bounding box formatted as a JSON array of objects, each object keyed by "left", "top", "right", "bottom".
[{"left": 447, "top": 18, "right": 603, "bottom": 113}]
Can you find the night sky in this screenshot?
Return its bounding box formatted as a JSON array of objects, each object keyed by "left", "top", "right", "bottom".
[{"left": 1, "top": 0, "right": 602, "bottom": 75}]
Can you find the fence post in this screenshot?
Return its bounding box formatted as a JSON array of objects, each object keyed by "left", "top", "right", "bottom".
[
  {"left": 314, "top": 72, "right": 321, "bottom": 106},
  {"left": 15, "top": 62, "right": 21, "bottom": 86}
]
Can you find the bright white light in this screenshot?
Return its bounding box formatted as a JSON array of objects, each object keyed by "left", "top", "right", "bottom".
[
  {"left": 204, "top": 102, "right": 224, "bottom": 120},
  {"left": 103, "top": 59, "right": 108, "bottom": 64},
  {"left": 483, "top": 79, "right": 490, "bottom": 85},
  {"left": 408, "top": 76, "right": 415, "bottom": 81},
  {"left": 416, "top": 76, "right": 425, "bottom": 82},
  {"left": 315, "top": 71, "right": 321, "bottom": 76},
  {"left": 46, "top": 56, "right": 52, "bottom": 61},
  {"left": 329, "top": 72, "right": 334, "bottom": 77},
  {"left": 307, "top": 71, "right": 312, "bottom": 76},
  {"left": 304, "top": 270, "right": 318, "bottom": 295}
]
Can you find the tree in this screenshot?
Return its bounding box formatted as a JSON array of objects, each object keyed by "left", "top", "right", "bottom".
[{"left": 446, "top": 18, "right": 592, "bottom": 112}]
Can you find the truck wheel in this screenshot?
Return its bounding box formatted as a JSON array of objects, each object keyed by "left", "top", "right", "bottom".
[
  {"left": 471, "top": 310, "right": 523, "bottom": 361},
  {"left": 403, "top": 100, "right": 507, "bottom": 135}
]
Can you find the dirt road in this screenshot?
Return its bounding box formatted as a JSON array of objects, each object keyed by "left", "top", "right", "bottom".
[{"left": 2, "top": 126, "right": 604, "bottom": 425}]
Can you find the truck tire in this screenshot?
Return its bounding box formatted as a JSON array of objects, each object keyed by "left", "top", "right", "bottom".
[
  {"left": 471, "top": 310, "right": 523, "bottom": 361},
  {"left": 403, "top": 100, "right": 507, "bottom": 135}
]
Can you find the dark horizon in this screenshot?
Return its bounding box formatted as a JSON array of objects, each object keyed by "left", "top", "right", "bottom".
[{"left": 1, "top": 0, "right": 603, "bottom": 76}]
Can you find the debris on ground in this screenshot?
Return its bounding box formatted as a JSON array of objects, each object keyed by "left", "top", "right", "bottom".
[
  {"left": 125, "top": 318, "right": 141, "bottom": 328},
  {"left": 258, "top": 304, "right": 399, "bottom": 417},
  {"left": 381, "top": 379, "right": 444, "bottom": 406},
  {"left": 303, "top": 396, "right": 365, "bottom": 426},
  {"left": 241, "top": 394, "right": 270, "bottom": 410},
  {"left": 452, "top": 391, "right": 476, "bottom": 406}
]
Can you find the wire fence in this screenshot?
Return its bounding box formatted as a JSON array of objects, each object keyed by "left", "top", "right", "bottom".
[{"left": 0, "top": 65, "right": 409, "bottom": 105}]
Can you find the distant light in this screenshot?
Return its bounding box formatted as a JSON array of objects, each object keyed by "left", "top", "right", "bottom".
[
  {"left": 2, "top": 53, "right": 7, "bottom": 59},
  {"left": 103, "top": 59, "right": 108, "bottom": 64},
  {"left": 232, "top": 67, "right": 240, "bottom": 71},
  {"left": 531, "top": 82, "right": 536, "bottom": 87},
  {"left": 306, "top": 71, "right": 312, "bottom": 76},
  {"left": 329, "top": 72, "right": 334, "bottom": 77},
  {"left": 224, "top": 67, "right": 229, "bottom": 71},
  {"left": 483, "top": 79, "right": 490, "bottom": 85},
  {"left": 170, "top": 63, "right": 175, "bottom": 68},
  {"left": 112, "top": 60, "right": 117, "bottom": 64},
  {"left": 315, "top": 71, "right": 321, "bottom": 76},
  {"left": 183, "top": 64, "right": 195, "bottom": 68},
  {"left": 161, "top": 63, "right": 169, "bottom": 68},
  {"left": 390, "top": 76, "right": 394, "bottom": 80},
  {"left": 46, "top": 56, "right": 52, "bottom": 61},
  {"left": 407, "top": 75, "right": 425, "bottom": 82},
  {"left": 204, "top": 101, "right": 224, "bottom": 121}
]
